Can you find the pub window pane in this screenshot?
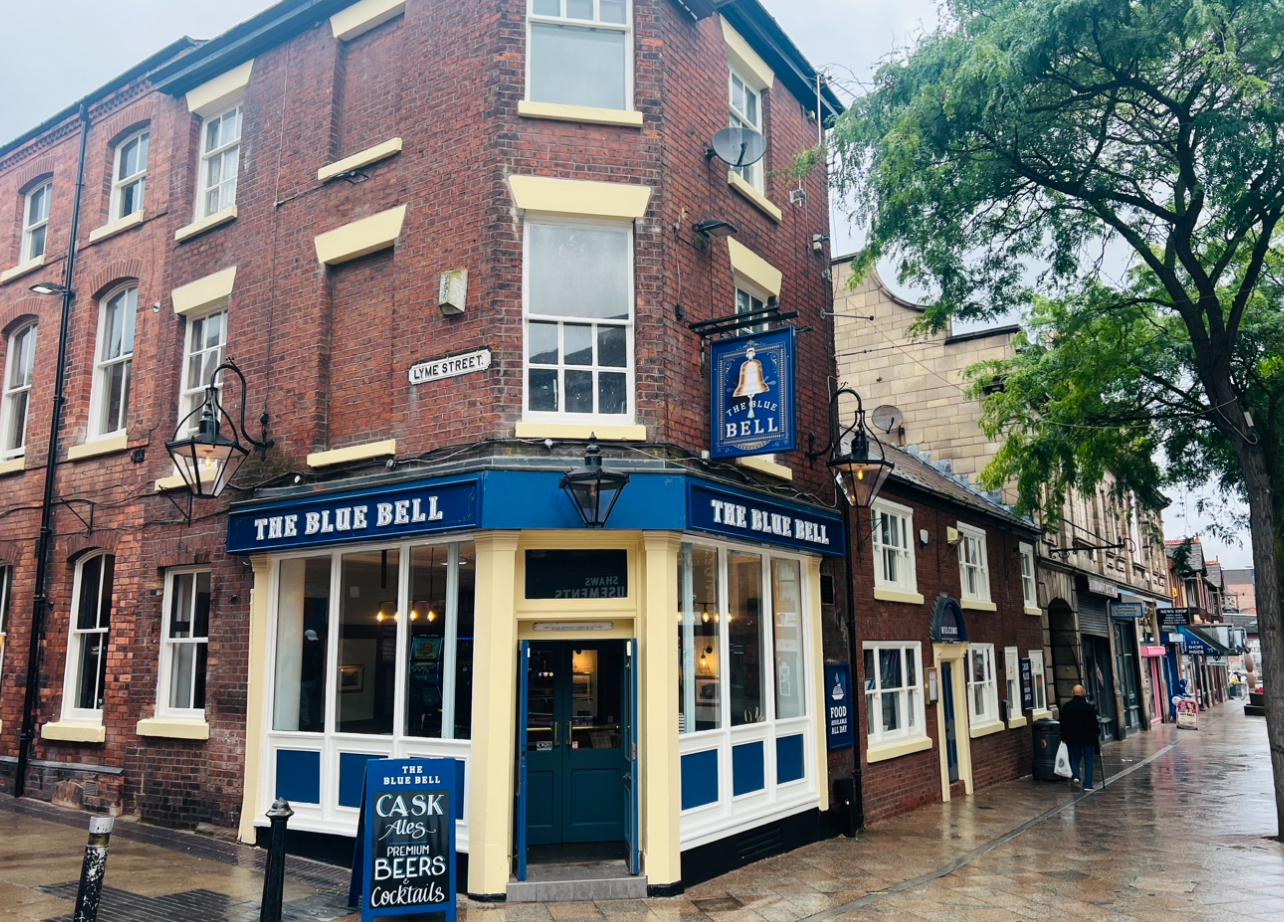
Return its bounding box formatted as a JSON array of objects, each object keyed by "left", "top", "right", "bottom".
[
  {"left": 454, "top": 543, "right": 476, "bottom": 739},
  {"left": 771, "top": 558, "right": 804, "bottom": 719},
  {"left": 728, "top": 551, "right": 764, "bottom": 725},
  {"left": 69, "top": 552, "right": 114, "bottom": 714},
  {"left": 273, "top": 556, "right": 331, "bottom": 732},
  {"left": 678, "top": 544, "right": 720, "bottom": 734},
  {"left": 165, "top": 570, "right": 211, "bottom": 712},
  {"left": 407, "top": 545, "right": 449, "bottom": 738},
  {"left": 337, "top": 549, "right": 400, "bottom": 735}
]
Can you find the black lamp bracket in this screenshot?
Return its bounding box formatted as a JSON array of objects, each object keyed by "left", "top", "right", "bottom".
[
  {"left": 173, "top": 359, "right": 275, "bottom": 463},
  {"left": 807, "top": 386, "right": 881, "bottom": 466},
  {"left": 161, "top": 488, "right": 194, "bottom": 526},
  {"left": 687, "top": 304, "right": 798, "bottom": 338},
  {"left": 55, "top": 498, "right": 96, "bottom": 536}
]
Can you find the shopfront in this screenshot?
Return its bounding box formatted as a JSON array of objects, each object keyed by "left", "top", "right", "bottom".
[{"left": 227, "top": 468, "right": 842, "bottom": 897}]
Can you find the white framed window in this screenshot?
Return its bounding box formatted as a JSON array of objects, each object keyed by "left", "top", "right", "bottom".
[
  {"left": 1029, "top": 648, "right": 1047, "bottom": 712},
  {"left": 734, "top": 286, "right": 768, "bottom": 334},
  {"left": 0, "top": 565, "right": 11, "bottom": 701},
  {"left": 1004, "top": 646, "right": 1019, "bottom": 717},
  {"left": 64, "top": 552, "right": 114, "bottom": 720},
  {"left": 159, "top": 569, "right": 211, "bottom": 717},
  {"left": 2, "top": 322, "right": 37, "bottom": 460},
  {"left": 1019, "top": 541, "right": 1037, "bottom": 609},
  {"left": 872, "top": 500, "right": 916, "bottom": 594},
  {"left": 863, "top": 642, "right": 924, "bottom": 746},
  {"left": 90, "top": 285, "right": 137, "bottom": 439},
  {"left": 729, "top": 66, "right": 763, "bottom": 190},
  {"left": 197, "top": 104, "right": 242, "bottom": 219},
  {"left": 110, "top": 130, "right": 149, "bottom": 220},
  {"left": 22, "top": 181, "right": 52, "bottom": 261},
  {"left": 966, "top": 643, "right": 998, "bottom": 727},
  {"left": 177, "top": 309, "right": 227, "bottom": 436},
  {"left": 524, "top": 220, "right": 634, "bottom": 423},
  {"left": 957, "top": 523, "right": 990, "bottom": 602},
  {"left": 527, "top": 0, "right": 632, "bottom": 111}
]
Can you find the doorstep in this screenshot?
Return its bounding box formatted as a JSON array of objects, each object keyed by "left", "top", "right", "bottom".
[{"left": 507, "top": 860, "right": 647, "bottom": 902}]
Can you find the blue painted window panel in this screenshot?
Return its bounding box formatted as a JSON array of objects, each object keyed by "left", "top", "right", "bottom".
[
  {"left": 776, "top": 734, "right": 805, "bottom": 784},
  {"left": 680, "top": 750, "right": 719, "bottom": 810},
  {"left": 732, "top": 741, "right": 765, "bottom": 796},
  {"left": 338, "top": 753, "right": 382, "bottom": 808},
  {"left": 410, "top": 757, "right": 467, "bottom": 820},
  {"left": 275, "top": 749, "right": 321, "bottom": 804}
]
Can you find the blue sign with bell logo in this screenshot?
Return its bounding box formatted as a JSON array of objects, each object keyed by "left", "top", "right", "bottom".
[
  {"left": 825, "top": 664, "right": 853, "bottom": 750},
  {"left": 710, "top": 327, "right": 796, "bottom": 459}
]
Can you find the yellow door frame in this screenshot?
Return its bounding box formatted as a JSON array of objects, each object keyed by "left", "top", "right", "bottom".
[{"left": 932, "top": 642, "right": 973, "bottom": 802}]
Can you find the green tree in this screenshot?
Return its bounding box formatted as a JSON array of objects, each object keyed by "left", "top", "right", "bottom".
[{"left": 829, "top": 0, "right": 1284, "bottom": 833}]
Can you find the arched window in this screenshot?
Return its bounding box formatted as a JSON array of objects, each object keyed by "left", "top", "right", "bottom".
[
  {"left": 65, "top": 551, "right": 115, "bottom": 718},
  {"left": 2, "top": 321, "right": 37, "bottom": 459},
  {"left": 90, "top": 285, "right": 137, "bottom": 439}
]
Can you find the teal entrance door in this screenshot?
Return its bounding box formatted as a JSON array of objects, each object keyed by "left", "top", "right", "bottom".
[{"left": 524, "top": 641, "right": 629, "bottom": 845}]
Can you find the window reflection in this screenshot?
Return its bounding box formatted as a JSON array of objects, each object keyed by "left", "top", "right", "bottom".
[
  {"left": 274, "top": 556, "right": 330, "bottom": 732},
  {"left": 728, "top": 551, "right": 764, "bottom": 726},
  {"left": 678, "top": 544, "right": 721, "bottom": 733},
  {"left": 407, "top": 546, "right": 447, "bottom": 737},
  {"left": 337, "top": 549, "right": 400, "bottom": 735}
]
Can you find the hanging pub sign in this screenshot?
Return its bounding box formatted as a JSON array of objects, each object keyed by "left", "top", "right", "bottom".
[
  {"left": 358, "top": 758, "right": 457, "bottom": 922},
  {"left": 710, "top": 327, "right": 796, "bottom": 459},
  {"left": 1158, "top": 607, "right": 1191, "bottom": 631},
  {"left": 929, "top": 595, "right": 967, "bottom": 643},
  {"left": 825, "top": 664, "right": 853, "bottom": 750}
]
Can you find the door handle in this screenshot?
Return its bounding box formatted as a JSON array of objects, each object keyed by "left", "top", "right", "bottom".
[{"left": 553, "top": 721, "right": 560, "bottom": 747}]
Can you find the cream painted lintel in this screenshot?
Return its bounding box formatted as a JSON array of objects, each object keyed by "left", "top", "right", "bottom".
[
  {"left": 68, "top": 434, "right": 129, "bottom": 461},
  {"left": 508, "top": 175, "right": 652, "bottom": 220},
  {"left": 1006, "top": 715, "right": 1028, "bottom": 729},
  {"left": 969, "top": 720, "right": 1005, "bottom": 739},
  {"left": 736, "top": 456, "right": 792, "bottom": 481},
  {"left": 307, "top": 438, "right": 397, "bottom": 468},
  {"left": 0, "top": 255, "right": 46, "bottom": 285},
  {"left": 136, "top": 718, "right": 210, "bottom": 740},
  {"left": 1024, "top": 606, "right": 1043, "bottom": 617},
  {"left": 41, "top": 721, "right": 106, "bottom": 743},
  {"left": 186, "top": 60, "right": 254, "bottom": 116},
  {"left": 175, "top": 206, "right": 238, "bottom": 242},
  {"left": 515, "top": 422, "right": 647, "bottom": 442},
  {"left": 517, "top": 100, "right": 644, "bottom": 128},
  {"left": 88, "top": 210, "right": 145, "bottom": 244},
  {"left": 873, "top": 587, "right": 925, "bottom": 605},
  {"left": 866, "top": 735, "right": 933, "bottom": 763},
  {"left": 0, "top": 457, "right": 25, "bottom": 476},
  {"left": 727, "top": 237, "right": 783, "bottom": 296},
  {"left": 318, "top": 137, "right": 403, "bottom": 182},
  {"left": 331, "top": 0, "right": 406, "bottom": 41},
  {"left": 727, "top": 171, "right": 783, "bottom": 223},
  {"left": 720, "top": 17, "right": 775, "bottom": 89},
  {"left": 314, "top": 205, "right": 407, "bottom": 265},
  {"left": 961, "top": 598, "right": 997, "bottom": 612},
  {"left": 172, "top": 265, "right": 237, "bottom": 316}
]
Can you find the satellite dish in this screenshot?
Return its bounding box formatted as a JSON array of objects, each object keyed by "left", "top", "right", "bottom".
[
  {"left": 871, "top": 404, "right": 904, "bottom": 434},
  {"left": 710, "top": 126, "right": 767, "bottom": 168}
]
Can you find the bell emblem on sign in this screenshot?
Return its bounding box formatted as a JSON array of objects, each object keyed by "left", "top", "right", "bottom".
[{"left": 732, "top": 347, "right": 769, "bottom": 418}]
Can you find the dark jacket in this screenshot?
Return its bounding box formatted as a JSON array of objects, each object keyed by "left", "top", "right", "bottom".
[{"left": 1059, "top": 695, "right": 1101, "bottom": 747}]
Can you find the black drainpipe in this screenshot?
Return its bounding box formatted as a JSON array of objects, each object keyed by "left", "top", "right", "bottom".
[{"left": 15, "top": 99, "right": 90, "bottom": 799}]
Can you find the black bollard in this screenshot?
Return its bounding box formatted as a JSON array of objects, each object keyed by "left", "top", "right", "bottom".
[
  {"left": 72, "top": 816, "right": 114, "bottom": 922},
  {"left": 259, "top": 798, "right": 294, "bottom": 922}
]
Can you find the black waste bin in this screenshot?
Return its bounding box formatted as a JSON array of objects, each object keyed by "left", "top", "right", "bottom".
[{"left": 1032, "top": 718, "right": 1062, "bottom": 782}]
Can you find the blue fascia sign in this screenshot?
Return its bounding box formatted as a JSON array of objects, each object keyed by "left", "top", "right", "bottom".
[
  {"left": 688, "top": 481, "right": 845, "bottom": 556},
  {"left": 227, "top": 478, "right": 479, "bottom": 555},
  {"left": 710, "top": 327, "right": 797, "bottom": 459},
  {"left": 825, "top": 664, "right": 853, "bottom": 750},
  {"left": 1110, "top": 601, "right": 1145, "bottom": 620}
]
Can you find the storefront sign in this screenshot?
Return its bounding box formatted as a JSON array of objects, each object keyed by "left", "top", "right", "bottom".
[
  {"left": 1158, "top": 607, "right": 1191, "bottom": 630},
  {"left": 408, "top": 348, "right": 492, "bottom": 385},
  {"left": 1178, "top": 628, "right": 1219, "bottom": 657},
  {"left": 687, "top": 482, "right": 844, "bottom": 555},
  {"left": 360, "top": 758, "right": 456, "bottom": 922},
  {"left": 710, "top": 327, "right": 796, "bottom": 458},
  {"left": 1109, "top": 601, "right": 1145, "bottom": 620},
  {"left": 525, "top": 550, "right": 628, "bottom": 599},
  {"left": 227, "top": 478, "right": 479, "bottom": 554},
  {"left": 1019, "top": 657, "right": 1034, "bottom": 711},
  {"left": 825, "top": 664, "right": 853, "bottom": 750},
  {"left": 1086, "top": 577, "right": 1119, "bottom": 598},
  {"left": 929, "top": 596, "right": 968, "bottom": 643}
]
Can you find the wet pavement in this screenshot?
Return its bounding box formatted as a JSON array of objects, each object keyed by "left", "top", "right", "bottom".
[{"left": 2, "top": 700, "right": 1281, "bottom": 921}]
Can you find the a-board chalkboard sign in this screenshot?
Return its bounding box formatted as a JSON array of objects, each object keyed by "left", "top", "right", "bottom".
[{"left": 360, "top": 758, "right": 457, "bottom": 922}]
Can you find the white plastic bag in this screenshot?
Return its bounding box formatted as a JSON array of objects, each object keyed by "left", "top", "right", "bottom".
[{"left": 1054, "top": 742, "right": 1073, "bottom": 778}]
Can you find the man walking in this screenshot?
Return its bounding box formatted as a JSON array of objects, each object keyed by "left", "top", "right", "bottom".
[{"left": 1060, "top": 685, "right": 1101, "bottom": 790}]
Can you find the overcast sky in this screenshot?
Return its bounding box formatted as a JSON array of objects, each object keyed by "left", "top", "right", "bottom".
[{"left": 0, "top": 0, "right": 1253, "bottom": 567}]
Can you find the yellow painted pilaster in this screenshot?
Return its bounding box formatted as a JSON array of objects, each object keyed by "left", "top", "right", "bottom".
[
  {"left": 808, "top": 558, "right": 829, "bottom": 811},
  {"left": 238, "top": 557, "right": 272, "bottom": 843},
  {"left": 467, "top": 532, "right": 521, "bottom": 897},
  {"left": 932, "top": 643, "right": 974, "bottom": 802},
  {"left": 641, "top": 533, "right": 683, "bottom": 885}
]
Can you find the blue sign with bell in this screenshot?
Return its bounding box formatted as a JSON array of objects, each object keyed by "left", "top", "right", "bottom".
[
  {"left": 710, "top": 327, "right": 796, "bottom": 459},
  {"left": 825, "top": 664, "right": 853, "bottom": 750}
]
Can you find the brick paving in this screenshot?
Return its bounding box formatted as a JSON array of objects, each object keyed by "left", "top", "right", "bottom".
[{"left": 2, "top": 701, "right": 1280, "bottom": 921}]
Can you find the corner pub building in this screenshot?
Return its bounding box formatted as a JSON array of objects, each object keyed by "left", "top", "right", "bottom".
[{"left": 0, "top": 0, "right": 851, "bottom": 899}]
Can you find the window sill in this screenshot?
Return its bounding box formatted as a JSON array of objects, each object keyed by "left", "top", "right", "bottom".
[
  {"left": 155, "top": 474, "right": 189, "bottom": 492},
  {"left": 42, "top": 721, "right": 106, "bottom": 743},
  {"left": 0, "top": 254, "right": 46, "bottom": 285},
  {"left": 517, "top": 100, "right": 644, "bottom": 128},
  {"left": 865, "top": 735, "right": 933, "bottom": 763},
  {"left": 968, "top": 719, "right": 1004, "bottom": 739},
  {"left": 318, "top": 137, "right": 403, "bottom": 182},
  {"left": 873, "top": 587, "right": 925, "bottom": 605},
  {"left": 961, "top": 598, "right": 997, "bottom": 612},
  {"left": 0, "top": 456, "right": 25, "bottom": 476},
  {"left": 1006, "top": 715, "right": 1027, "bottom": 729},
  {"left": 515, "top": 422, "right": 647, "bottom": 442},
  {"left": 1031, "top": 708, "right": 1053, "bottom": 721},
  {"left": 67, "top": 434, "right": 130, "bottom": 462},
  {"left": 88, "top": 210, "right": 145, "bottom": 244},
  {"left": 1024, "top": 606, "right": 1042, "bottom": 616},
  {"left": 136, "top": 718, "right": 210, "bottom": 740},
  {"left": 727, "top": 170, "right": 782, "bottom": 223},
  {"left": 307, "top": 438, "right": 397, "bottom": 468},
  {"left": 175, "top": 206, "right": 238, "bottom": 242},
  {"left": 736, "top": 456, "right": 792, "bottom": 481}
]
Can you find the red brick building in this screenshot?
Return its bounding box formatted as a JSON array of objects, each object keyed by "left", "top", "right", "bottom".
[{"left": 0, "top": 0, "right": 854, "bottom": 897}]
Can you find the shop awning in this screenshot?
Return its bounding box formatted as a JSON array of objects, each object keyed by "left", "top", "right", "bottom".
[{"left": 1178, "top": 627, "right": 1234, "bottom": 657}]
